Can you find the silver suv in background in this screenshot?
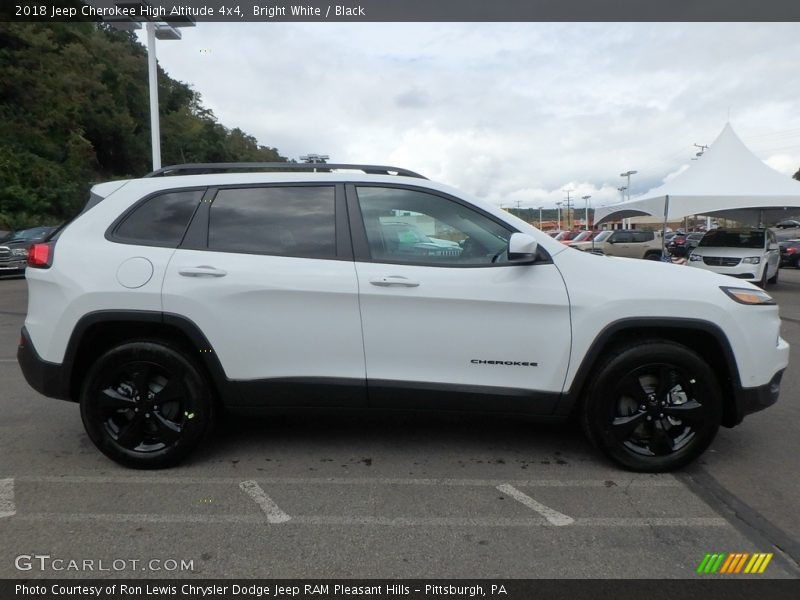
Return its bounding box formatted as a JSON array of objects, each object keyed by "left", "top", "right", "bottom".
[{"left": 577, "top": 229, "right": 663, "bottom": 260}]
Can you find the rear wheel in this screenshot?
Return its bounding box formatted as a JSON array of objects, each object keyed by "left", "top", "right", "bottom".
[
  {"left": 80, "top": 341, "right": 214, "bottom": 469},
  {"left": 581, "top": 340, "right": 722, "bottom": 472}
]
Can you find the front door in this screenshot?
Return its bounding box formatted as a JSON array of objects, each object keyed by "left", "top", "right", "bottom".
[{"left": 349, "top": 185, "right": 571, "bottom": 415}]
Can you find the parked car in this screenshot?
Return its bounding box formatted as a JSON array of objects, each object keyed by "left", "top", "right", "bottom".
[
  {"left": 667, "top": 232, "right": 704, "bottom": 257},
  {"left": 379, "top": 222, "right": 462, "bottom": 258},
  {"left": 688, "top": 228, "right": 780, "bottom": 287},
  {"left": 554, "top": 230, "right": 583, "bottom": 243},
  {"left": 564, "top": 230, "right": 596, "bottom": 246},
  {"left": 0, "top": 226, "right": 57, "bottom": 275},
  {"left": 779, "top": 240, "right": 800, "bottom": 268},
  {"left": 580, "top": 229, "right": 664, "bottom": 260},
  {"left": 571, "top": 229, "right": 612, "bottom": 253},
  {"left": 17, "top": 162, "right": 788, "bottom": 472},
  {"left": 775, "top": 219, "right": 800, "bottom": 229}
]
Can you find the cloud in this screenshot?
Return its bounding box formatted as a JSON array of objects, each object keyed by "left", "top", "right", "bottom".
[{"left": 146, "top": 22, "right": 800, "bottom": 208}]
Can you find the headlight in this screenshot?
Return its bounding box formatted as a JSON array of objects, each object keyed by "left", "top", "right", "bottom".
[
  {"left": 742, "top": 256, "right": 761, "bottom": 264},
  {"left": 720, "top": 286, "right": 775, "bottom": 305},
  {"left": 11, "top": 248, "right": 28, "bottom": 257},
  {"left": 689, "top": 254, "right": 702, "bottom": 261}
]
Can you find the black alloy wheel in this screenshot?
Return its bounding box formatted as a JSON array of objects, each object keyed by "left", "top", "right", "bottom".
[
  {"left": 80, "top": 341, "right": 214, "bottom": 469},
  {"left": 581, "top": 340, "right": 722, "bottom": 472}
]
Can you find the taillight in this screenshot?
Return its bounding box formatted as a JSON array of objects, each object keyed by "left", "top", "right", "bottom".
[
  {"left": 27, "top": 243, "right": 53, "bottom": 268},
  {"left": 788, "top": 247, "right": 797, "bottom": 254}
]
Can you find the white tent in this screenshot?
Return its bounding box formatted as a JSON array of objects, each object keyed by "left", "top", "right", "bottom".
[{"left": 595, "top": 123, "right": 800, "bottom": 226}]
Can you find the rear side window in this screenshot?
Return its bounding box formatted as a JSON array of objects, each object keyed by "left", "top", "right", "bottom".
[
  {"left": 208, "top": 186, "right": 336, "bottom": 258},
  {"left": 114, "top": 190, "right": 204, "bottom": 247},
  {"left": 632, "top": 231, "right": 654, "bottom": 242},
  {"left": 610, "top": 232, "right": 632, "bottom": 243}
]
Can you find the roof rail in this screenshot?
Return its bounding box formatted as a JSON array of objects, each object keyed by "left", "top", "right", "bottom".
[{"left": 143, "top": 162, "right": 427, "bottom": 179}]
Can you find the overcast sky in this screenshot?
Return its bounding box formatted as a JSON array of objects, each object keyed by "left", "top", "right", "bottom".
[{"left": 140, "top": 22, "right": 800, "bottom": 209}]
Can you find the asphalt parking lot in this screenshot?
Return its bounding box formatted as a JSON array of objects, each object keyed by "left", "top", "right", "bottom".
[{"left": 1, "top": 270, "right": 799, "bottom": 579}]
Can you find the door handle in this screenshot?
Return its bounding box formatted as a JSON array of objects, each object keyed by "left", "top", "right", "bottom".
[
  {"left": 178, "top": 266, "right": 227, "bottom": 278},
  {"left": 369, "top": 275, "right": 420, "bottom": 287}
]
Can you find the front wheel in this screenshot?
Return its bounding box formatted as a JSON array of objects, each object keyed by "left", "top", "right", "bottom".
[
  {"left": 768, "top": 266, "right": 778, "bottom": 284},
  {"left": 758, "top": 266, "right": 768, "bottom": 289},
  {"left": 80, "top": 341, "right": 214, "bottom": 469},
  {"left": 581, "top": 340, "right": 722, "bottom": 472}
]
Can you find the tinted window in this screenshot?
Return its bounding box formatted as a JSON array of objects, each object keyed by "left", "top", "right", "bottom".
[
  {"left": 610, "top": 232, "right": 632, "bottom": 243},
  {"left": 209, "top": 186, "right": 336, "bottom": 258},
  {"left": 356, "top": 187, "right": 511, "bottom": 266},
  {"left": 699, "top": 230, "right": 765, "bottom": 249},
  {"left": 115, "top": 190, "right": 203, "bottom": 246},
  {"left": 631, "top": 231, "right": 654, "bottom": 242}
]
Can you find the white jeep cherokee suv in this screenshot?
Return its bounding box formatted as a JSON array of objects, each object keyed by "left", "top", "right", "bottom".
[{"left": 17, "top": 163, "right": 789, "bottom": 472}]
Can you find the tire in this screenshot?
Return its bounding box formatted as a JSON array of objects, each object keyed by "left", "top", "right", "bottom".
[
  {"left": 768, "top": 266, "right": 778, "bottom": 284},
  {"left": 80, "top": 341, "right": 215, "bottom": 469},
  {"left": 758, "top": 266, "right": 768, "bottom": 289},
  {"left": 644, "top": 252, "right": 661, "bottom": 261},
  {"left": 580, "top": 340, "right": 722, "bottom": 472}
]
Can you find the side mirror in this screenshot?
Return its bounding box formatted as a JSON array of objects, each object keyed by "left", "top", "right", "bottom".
[
  {"left": 508, "top": 233, "right": 538, "bottom": 262},
  {"left": 607, "top": 237, "right": 615, "bottom": 244}
]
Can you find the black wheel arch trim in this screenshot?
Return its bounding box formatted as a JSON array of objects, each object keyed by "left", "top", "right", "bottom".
[
  {"left": 21, "top": 310, "right": 239, "bottom": 404},
  {"left": 557, "top": 317, "right": 751, "bottom": 427}
]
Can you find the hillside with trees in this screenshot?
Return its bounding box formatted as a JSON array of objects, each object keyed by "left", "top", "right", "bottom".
[{"left": 0, "top": 22, "right": 285, "bottom": 229}]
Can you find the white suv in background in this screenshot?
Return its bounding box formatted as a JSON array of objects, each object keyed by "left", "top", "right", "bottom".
[
  {"left": 17, "top": 163, "right": 789, "bottom": 472},
  {"left": 688, "top": 228, "right": 780, "bottom": 288}
]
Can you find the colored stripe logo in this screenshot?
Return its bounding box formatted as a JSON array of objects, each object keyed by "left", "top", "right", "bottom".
[{"left": 697, "top": 552, "right": 773, "bottom": 574}]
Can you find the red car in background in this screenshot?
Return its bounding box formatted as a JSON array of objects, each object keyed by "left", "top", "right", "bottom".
[
  {"left": 554, "top": 230, "right": 585, "bottom": 244},
  {"left": 564, "top": 230, "right": 598, "bottom": 246}
]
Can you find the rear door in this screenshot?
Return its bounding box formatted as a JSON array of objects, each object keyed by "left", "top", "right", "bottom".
[{"left": 162, "top": 184, "right": 366, "bottom": 407}]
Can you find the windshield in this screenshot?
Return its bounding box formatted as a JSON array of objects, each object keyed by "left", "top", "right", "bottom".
[
  {"left": 698, "top": 230, "right": 764, "bottom": 249},
  {"left": 593, "top": 230, "right": 612, "bottom": 242},
  {"left": 571, "top": 231, "right": 591, "bottom": 242}
]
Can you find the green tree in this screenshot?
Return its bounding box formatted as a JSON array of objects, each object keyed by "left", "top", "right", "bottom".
[{"left": 0, "top": 22, "right": 286, "bottom": 229}]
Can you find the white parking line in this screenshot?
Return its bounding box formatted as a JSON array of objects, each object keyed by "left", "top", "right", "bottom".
[
  {"left": 10, "top": 513, "right": 728, "bottom": 527},
  {"left": 15, "top": 475, "right": 681, "bottom": 487},
  {"left": 0, "top": 359, "right": 17, "bottom": 363},
  {"left": 496, "top": 483, "right": 574, "bottom": 526},
  {"left": 0, "top": 478, "right": 15, "bottom": 518},
  {"left": 239, "top": 480, "right": 291, "bottom": 523}
]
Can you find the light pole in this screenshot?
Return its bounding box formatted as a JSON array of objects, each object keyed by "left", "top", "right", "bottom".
[
  {"left": 620, "top": 170, "right": 637, "bottom": 201},
  {"left": 556, "top": 202, "right": 563, "bottom": 231},
  {"left": 582, "top": 195, "right": 591, "bottom": 230},
  {"left": 616, "top": 187, "right": 627, "bottom": 229},
  {"left": 101, "top": 2, "right": 194, "bottom": 171},
  {"left": 562, "top": 189, "right": 573, "bottom": 229},
  {"left": 537, "top": 206, "right": 543, "bottom": 229}
]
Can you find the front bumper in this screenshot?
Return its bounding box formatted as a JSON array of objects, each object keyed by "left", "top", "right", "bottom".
[
  {"left": 728, "top": 369, "right": 784, "bottom": 426},
  {"left": 687, "top": 261, "right": 760, "bottom": 282},
  {"left": 17, "top": 327, "right": 71, "bottom": 401}
]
